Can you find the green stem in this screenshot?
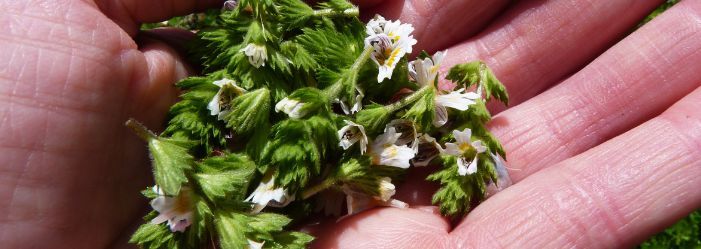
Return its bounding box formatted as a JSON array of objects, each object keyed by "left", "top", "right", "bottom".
[
  {"left": 302, "top": 177, "right": 337, "bottom": 199},
  {"left": 125, "top": 119, "right": 156, "bottom": 141},
  {"left": 385, "top": 85, "right": 433, "bottom": 112},
  {"left": 324, "top": 45, "right": 374, "bottom": 98},
  {"left": 313, "top": 7, "right": 359, "bottom": 18}
]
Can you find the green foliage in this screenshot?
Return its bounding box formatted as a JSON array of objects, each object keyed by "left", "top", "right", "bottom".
[
  {"left": 354, "top": 104, "right": 392, "bottom": 135},
  {"left": 260, "top": 114, "right": 340, "bottom": 193},
  {"left": 194, "top": 153, "right": 257, "bottom": 202},
  {"left": 215, "top": 211, "right": 314, "bottom": 249},
  {"left": 130, "top": 223, "right": 182, "bottom": 249},
  {"left": 403, "top": 88, "right": 436, "bottom": 132},
  {"left": 163, "top": 77, "right": 227, "bottom": 153},
  {"left": 222, "top": 88, "right": 271, "bottom": 136},
  {"left": 334, "top": 156, "right": 403, "bottom": 197},
  {"left": 446, "top": 61, "right": 509, "bottom": 105},
  {"left": 131, "top": 0, "right": 519, "bottom": 247},
  {"left": 427, "top": 154, "right": 498, "bottom": 217}
]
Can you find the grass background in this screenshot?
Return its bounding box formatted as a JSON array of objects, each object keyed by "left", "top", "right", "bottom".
[{"left": 143, "top": 0, "right": 700, "bottom": 247}]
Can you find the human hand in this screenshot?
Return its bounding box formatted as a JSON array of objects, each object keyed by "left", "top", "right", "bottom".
[
  {"left": 306, "top": 0, "right": 701, "bottom": 248},
  {"left": 2, "top": 0, "right": 700, "bottom": 249},
  {"left": 0, "top": 0, "right": 222, "bottom": 248}
]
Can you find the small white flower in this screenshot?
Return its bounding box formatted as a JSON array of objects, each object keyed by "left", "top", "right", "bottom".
[
  {"left": 247, "top": 239, "right": 265, "bottom": 249},
  {"left": 150, "top": 186, "right": 194, "bottom": 232},
  {"left": 385, "top": 119, "right": 419, "bottom": 151},
  {"left": 365, "top": 15, "right": 417, "bottom": 83},
  {"left": 245, "top": 176, "right": 295, "bottom": 213},
  {"left": 377, "top": 177, "right": 396, "bottom": 202},
  {"left": 408, "top": 51, "right": 480, "bottom": 127},
  {"left": 222, "top": 0, "right": 238, "bottom": 10},
  {"left": 409, "top": 50, "right": 446, "bottom": 87},
  {"left": 485, "top": 153, "right": 513, "bottom": 198},
  {"left": 444, "top": 128, "right": 487, "bottom": 176},
  {"left": 335, "top": 92, "right": 364, "bottom": 115},
  {"left": 369, "top": 127, "right": 415, "bottom": 168},
  {"left": 411, "top": 134, "right": 443, "bottom": 167},
  {"left": 207, "top": 78, "right": 246, "bottom": 118},
  {"left": 338, "top": 120, "right": 369, "bottom": 154},
  {"left": 275, "top": 97, "right": 308, "bottom": 119},
  {"left": 342, "top": 178, "right": 407, "bottom": 215},
  {"left": 240, "top": 43, "right": 267, "bottom": 68}
]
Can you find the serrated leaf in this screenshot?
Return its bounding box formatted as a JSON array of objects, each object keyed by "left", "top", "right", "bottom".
[
  {"left": 215, "top": 212, "right": 250, "bottom": 249},
  {"left": 149, "top": 136, "right": 194, "bottom": 196},
  {"left": 194, "top": 154, "right": 256, "bottom": 201},
  {"left": 402, "top": 89, "right": 436, "bottom": 132},
  {"left": 222, "top": 88, "right": 271, "bottom": 135}
]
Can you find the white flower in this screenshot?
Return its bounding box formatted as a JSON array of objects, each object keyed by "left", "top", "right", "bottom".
[
  {"left": 150, "top": 186, "right": 193, "bottom": 232},
  {"left": 245, "top": 176, "right": 295, "bottom": 213},
  {"left": 207, "top": 78, "right": 246, "bottom": 118},
  {"left": 275, "top": 97, "right": 307, "bottom": 119},
  {"left": 222, "top": 0, "right": 238, "bottom": 10},
  {"left": 409, "top": 50, "right": 446, "bottom": 87},
  {"left": 336, "top": 93, "right": 364, "bottom": 115},
  {"left": 342, "top": 178, "right": 407, "bottom": 215},
  {"left": 369, "top": 127, "right": 415, "bottom": 168},
  {"left": 240, "top": 43, "right": 267, "bottom": 68},
  {"left": 247, "top": 239, "right": 265, "bottom": 249},
  {"left": 486, "top": 153, "right": 513, "bottom": 198},
  {"left": 444, "top": 128, "right": 487, "bottom": 175},
  {"left": 386, "top": 119, "right": 419, "bottom": 150},
  {"left": 338, "top": 120, "right": 369, "bottom": 154},
  {"left": 365, "top": 15, "right": 417, "bottom": 83},
  {"left": 408, "top": 51, "right": 480, "bottom": 127},
  {"left": 411, "top": 134, "right": 443, "bottom": 167}
]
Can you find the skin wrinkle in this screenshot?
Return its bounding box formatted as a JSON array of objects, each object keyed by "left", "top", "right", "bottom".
[{"left": 489, "top": 0, "right": 701, "bottom": 184}]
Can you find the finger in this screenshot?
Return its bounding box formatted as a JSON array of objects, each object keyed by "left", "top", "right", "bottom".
[
  {"left": 94, "top": 0, "right": 223, "bottom": 36},
  {"left": 127, "top": 28, "right": 195, "bottom": 125},
  {"left": 490, "top": 0, "right": 701, "bottom": 182},
  {"left": 306, "top": 207, "right": 451, "bottom": 249},
  {"left": 439, "top": 0, "right": 664, "bottom": 111},
  {"left": 452, "top": 85, "right": 701, "bottom": 248},
  {"left": 365, "top": 0, "right": 510, "bottom": 53},
  {"left": 397, "top": 0, "right": 665, "bottom": 205}
]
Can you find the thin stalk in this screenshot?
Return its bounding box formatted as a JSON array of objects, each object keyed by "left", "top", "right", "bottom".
[
  {"left": 313, "top": 7, "right": 359, "bottom": 18},
  {"left": 324, "top": 45, "right": 374, "bottom": 98},
  {"left": 385, "top": 85, "right": 433, "bottom": 112},
  {"left": 125, "top": 119, "right": 156, "bottom": 141},
  {"left": 302, "top": 177, "right": 337, "bottom": 199}
]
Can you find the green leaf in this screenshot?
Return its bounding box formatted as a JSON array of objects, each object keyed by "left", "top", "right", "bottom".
[
  {"left": 446, "top": 61, "right": 509, "bottom": 105},
  {"left": 215, "top": 212, "right": 250, "bottom": 249},
  {"left": 222, "top": 88, "right": 271, "bottom": 136},
  {"left": 320, "top": 0, "right": 355, "bottom": 11},
  {"left": 402, "top": 88, "right": 436, "bottom": 132},
  {"left": 427, "top": 153, "right": 498, "bottom": 217},
  {"left": 148, "top": 136, "right": 194, "bottom": 196},
  {"left": 127, "top": 119, "right": 193, "bottom": 196},
  {"left": 277, "top": 0, "right": 314, "bottom": 28},
  {"left": 130, "top": 223, "right": 172, "bottom": 249},
  {"left": 194, "top": 153, "right": 257, "bottom": 201},
  {"left": 269, "top": 232, "right": 315, "bottom": 249},
  {"left": 260, "top": 114, "right": 339, "bottom": 192},
  {"left": 354, "top": 104, "right": 392, "bottom": 135},
  {"left": 162, "top": 77, "right": 227, "bottom": 153}
]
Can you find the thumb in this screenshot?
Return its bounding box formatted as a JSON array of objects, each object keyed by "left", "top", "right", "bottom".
[{"left": 127, "top": 28, "right": 196, "bottom": 130}]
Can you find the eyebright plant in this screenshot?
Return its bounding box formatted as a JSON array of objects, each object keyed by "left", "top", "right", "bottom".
[{"left": 127, "top": 0, "right": 510, "bottom": 248}]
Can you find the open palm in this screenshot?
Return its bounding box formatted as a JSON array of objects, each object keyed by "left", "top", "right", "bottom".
[{"left": 1, "top": 0, "right": 700, "bottom": 248}]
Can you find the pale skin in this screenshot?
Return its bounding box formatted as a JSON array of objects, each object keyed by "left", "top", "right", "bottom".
[{"left": 1, "top": 0, "right": 700, "bottom": 248}]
